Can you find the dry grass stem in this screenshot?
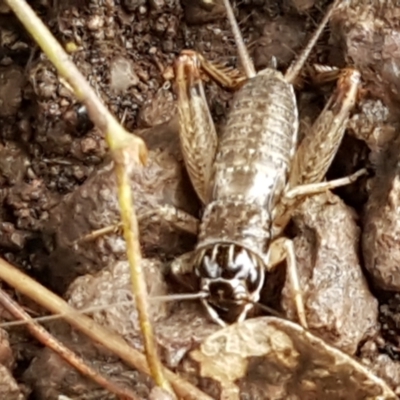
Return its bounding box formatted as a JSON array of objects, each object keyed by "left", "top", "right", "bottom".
[
  {"left": 0, "top": 257, "right": 213, "bottom": 400},
  {"left": 0, "top": 288, "right": 141, "bottom": 400},
  {"left": 4, "top": 0, "right": 172, "bottom": 394}
]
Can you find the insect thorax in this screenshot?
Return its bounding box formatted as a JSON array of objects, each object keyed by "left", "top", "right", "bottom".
[{"left": 197, "top": 200, "right": 272, "bottom": 259}]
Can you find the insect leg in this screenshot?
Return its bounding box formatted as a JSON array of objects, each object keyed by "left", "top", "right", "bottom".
[
  {"left": 289, "top": 68, "right": 361, "bottom": 188},
  {"left": 268, "top": 237, "right": 308, "bottom": 329},
  {"left": 193, "top": 50, "right": 246, "bottom": 91},
  {"left": 273, "top": 68, "right": 361, "bottom": 229},
  {"left": 174, "top": 51, "right": 218, "bottom": 205},
  {"left": 73, "top": 205, "right": 199, "bottom": 245},
  {"left": 73, "top": 223, "right": 122, "bottom": 245},
  {"left": 282, "top": 167, "right": 367, "bottom": 203},
  {"left": 139, "top": 205, "right": 199, "bottom": 236},
  {"left": 170, "top": 251, "right": 199, "bottom": 292},
  {"left": 174, "top": 51, "right": 246, "bottom": 205}
]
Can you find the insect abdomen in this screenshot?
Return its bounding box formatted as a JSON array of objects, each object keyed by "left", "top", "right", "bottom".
[
  {"left": 211, "top": 69, "right": 298, "bottom": 208},
  {"left": 198, "top": 69, "right": 298, "bottom": 259}
]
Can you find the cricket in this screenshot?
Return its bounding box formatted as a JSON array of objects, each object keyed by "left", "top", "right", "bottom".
[{"left": 170, "top": 0, "right": 365, "bottom": 327}]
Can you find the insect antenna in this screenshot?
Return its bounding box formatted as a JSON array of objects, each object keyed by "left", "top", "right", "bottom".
[
  {"left": 0, "top": 292, "right": 209, "bottom": 329},
  {"left": 284, "top": 0, "right": 342, "bottom": 84},
  {"left": 222, "top": 0, "right": 256, "bottom": 79}
]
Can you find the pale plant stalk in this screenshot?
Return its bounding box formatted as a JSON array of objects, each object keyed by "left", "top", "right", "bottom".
[
  {"left": 113, "top": 149, "right": 172, "bottom": 394},
  {"left": 0, "top": 288, "right": 140, "bottom": 400},
  {"left": 4, "top": 0, "right": 173, "bottom": 395},
  {"left": 0, "top": 258, "right": 212, "bottom": 400}
]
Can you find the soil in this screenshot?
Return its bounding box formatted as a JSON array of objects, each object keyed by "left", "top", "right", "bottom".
[{"left": 1, "top": 0, "right": 400, "bottom": 399}]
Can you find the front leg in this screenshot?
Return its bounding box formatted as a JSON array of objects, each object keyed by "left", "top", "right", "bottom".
[
  {"left": 267, "top": 237, "right": 308, "bottom": 329},
  {"left": 169, "top": 251, "right": 203, "bottom": 301},
  {"left": 73, "top": 204, "right": 199, "bottom": 245},
  {"left": 139, "top": 205, "right": 199, "bottom": 236},
  {"left": 170, "top": 250, "right": 196, "bottom": 280}
]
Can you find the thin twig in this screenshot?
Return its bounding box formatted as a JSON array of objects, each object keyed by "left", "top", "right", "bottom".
[
  {"left": 0, "top": 288, "right": 140, "bottom": 400},
  {"left": 0, "top": 257, "right": 213, "bottom": 400}
]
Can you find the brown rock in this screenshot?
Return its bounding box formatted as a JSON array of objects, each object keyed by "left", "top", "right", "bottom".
[{"left": 282, "top": 192, "right": 378, "bottom": 355}]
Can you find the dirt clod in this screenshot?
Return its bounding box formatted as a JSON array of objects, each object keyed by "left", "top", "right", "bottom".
[
  {"left": 284, "top": 192, "right": 378, "bottom": 355},
  {"left": 190, "top": 317, "right": 397, "bottom": 400}
]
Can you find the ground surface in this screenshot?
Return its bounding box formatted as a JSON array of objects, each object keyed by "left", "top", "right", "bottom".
[{"left": 1, "top": 0, "right": 400, "bottom": 399}]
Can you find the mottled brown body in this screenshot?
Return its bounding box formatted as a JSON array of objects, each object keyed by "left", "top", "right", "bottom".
[
  {"left": 172, "top": 0, "right": 364, "bottom": 326},
  {"left": 197, "top": 69, "right": 298, "bottom": 263}
]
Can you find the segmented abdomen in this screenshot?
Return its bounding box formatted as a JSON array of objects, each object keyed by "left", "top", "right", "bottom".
[{"left": 197, "top": 69, "right": 298, "bottom": 260}]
